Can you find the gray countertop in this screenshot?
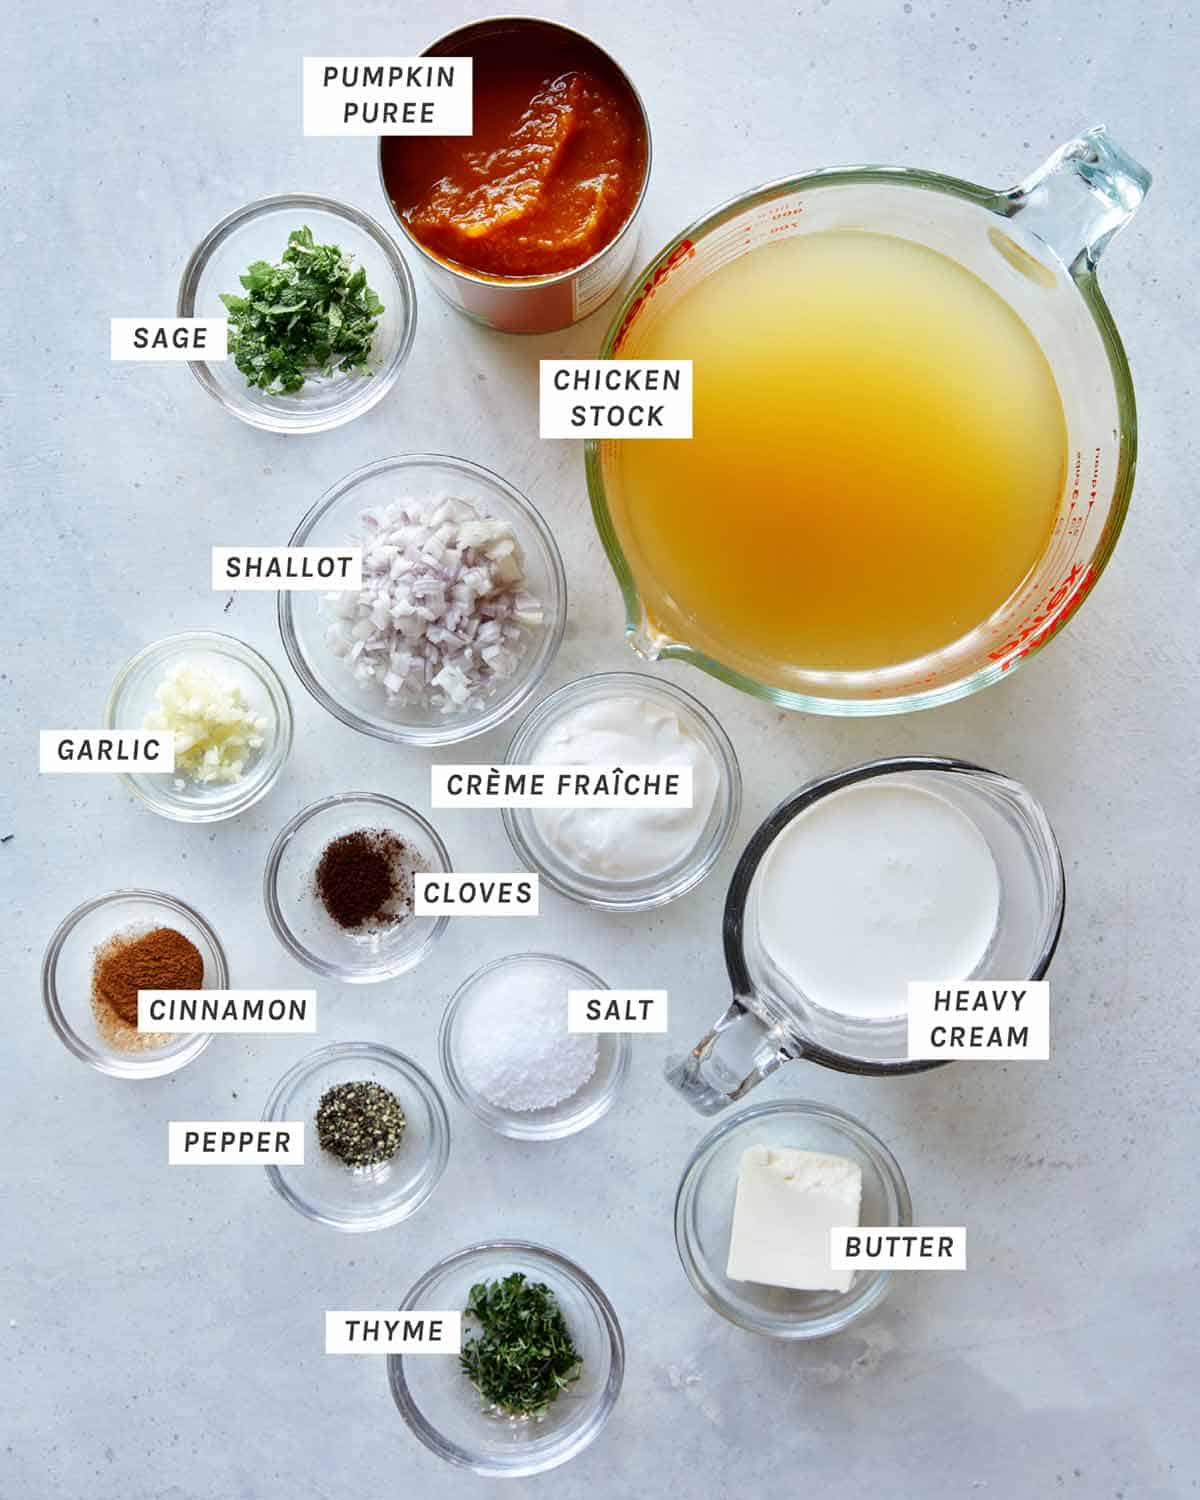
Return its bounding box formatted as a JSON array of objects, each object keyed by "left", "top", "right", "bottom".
[{"left": 3, "top": 0, "right": 1196, "bottom": 1495}]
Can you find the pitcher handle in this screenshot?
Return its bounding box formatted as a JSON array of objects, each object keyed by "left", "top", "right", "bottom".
[
  {"left": 664, "top": 998, "right": 795, "bottom": 1115},
  {"left": 1001, "top": 125, "right": 1151, "bottom": 275}
]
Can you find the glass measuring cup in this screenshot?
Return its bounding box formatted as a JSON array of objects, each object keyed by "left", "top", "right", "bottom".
[
  {"left": 586, "top": 128, "right": 1150, "bottom": 715},
  {"left": 665, "top": 757, "right": 1064, "bottom": 1113}
]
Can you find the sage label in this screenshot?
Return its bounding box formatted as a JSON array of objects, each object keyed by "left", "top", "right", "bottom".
[{"left": 111, "top": 318, "right": 227, "bottom": 360}]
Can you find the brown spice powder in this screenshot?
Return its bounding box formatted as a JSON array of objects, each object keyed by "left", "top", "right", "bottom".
[{"left": 92, "top": 926, "right": 205, "bottom": 1031}]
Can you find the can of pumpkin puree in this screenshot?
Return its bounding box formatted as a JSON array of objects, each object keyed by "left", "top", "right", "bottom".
[{"left": 377, "top": 16, "right": 652, "bottom": 335}]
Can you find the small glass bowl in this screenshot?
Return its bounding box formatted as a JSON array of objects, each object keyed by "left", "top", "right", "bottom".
[
  {"left": 177, "top": 193, "right": 416, "bottom": 434},
  {"left": 388, "top": 1240, "right": 624, "bottom": 1475},
  {"left": 438, "top": 953, "right": 629, "bottom": 1140},
  {"left": 263, "top": 1042, "right": 450, "bottom": 1231},
  {"left": 674, "top": 1098, "right": 912, "bottom": 1339},
  {"left": 105, "top": 631, "right": 293, "bottom": 823},
  {"left": 42, "top": 889, "right": 227, "bottom": 1078},
  {"left": 278, "top": 454, "right": 567, "bottom": 746},
  {"left": 264, "top": 793, "right": 451, "bottom": 982},
  {"left": 503, "top": 672, "right": 742, "bottom": 909}
]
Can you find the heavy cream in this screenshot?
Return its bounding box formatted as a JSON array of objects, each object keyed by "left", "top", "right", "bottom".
[
  {"left": 532, "top": 695, "right": 718, "bottom": 881},
  {"left": 755, "top": 781, "right": 1000, "bottom": 1020}
]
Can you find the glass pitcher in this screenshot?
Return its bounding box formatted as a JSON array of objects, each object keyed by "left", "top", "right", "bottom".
[
  {"left": 586, "top": 128, "right": 1150, "bottom": 715},
  {"left": 665, "top": 757, "right": 1065, "bottom": 1114}
]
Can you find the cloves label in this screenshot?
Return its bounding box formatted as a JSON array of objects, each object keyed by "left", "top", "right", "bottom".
[{"left": 413, "top": 874, "right": 539, "bottom": 916}]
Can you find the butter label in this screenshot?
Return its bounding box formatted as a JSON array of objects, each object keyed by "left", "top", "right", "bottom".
[
  {"left": 139, "top": 990, "right": 316, "bottom": 1034},
  {"left": 568, "top": 990, "right": 668, "bottom": 1033},
  {"left": 830, "top": 1227, "right": 966, "bottom": 1270},
  {"left": 212, "top": 547, "right": 362, "bottom": 591},
  {"left": 302, "top": 57, "right": 472, "bottom": 136},
  {"left": 111, "top": 318, "right": 227, "bottom": 361},
  {"left": 325, "top": 1311, "right": 462, "bottom": 1354},
  {"left": 907, "top": 982, "right": 1050, "bottom": 1060},
  {"left": 431, "top": 764, "right": 693, "bottom": 809},
  {"left": 539, "top": 360, "right": 693, "bottom": 438},
  {"left": 413, "top": 874, "right": 539, "bottom": 916},
  {"left": 168, "top": 1122, "right": 304, "bottom": 1164},
  {"left": 40, "top": 731, "right": 174, "bottom": 774}
]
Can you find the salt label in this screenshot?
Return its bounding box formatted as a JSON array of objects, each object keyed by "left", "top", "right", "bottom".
[
  {"left": 40, "top": 731, "right": 175, "bottom": 774},
  {"left": 168, "top": 1122, "right": 303, "bottom": 1164},
  {"left": 303, "top": 57, "right": 472, "bottom": 136},
  {"left": 431, "top": 764, "right": 694, "bottom": 809},
  {"left": 830, "top": 1227, "right": 967, "bottom": 1270},
  {"left": 325, "top": 1311, "right": 462, "bottom": 1354},
  {"left": 568, "top": 990, "right": 668, "bottom": 1033},
  {"left": 906, "top": 982, "right": 1050, "bottom": 1059},
  {"left": 111, "top": 318, "right": 227, "bottom": 361},
  {"left": 540, "top": 360, "right": 693, "bottom": 438},
  {"left": 212, "top": 547, "right": 362, "bottom": 592},
  {"left": 138, "top": 989, "right": 316, "bottom": 1034},
  {"left": 414, "top": 874, "right": 539, "bottom": 916}
]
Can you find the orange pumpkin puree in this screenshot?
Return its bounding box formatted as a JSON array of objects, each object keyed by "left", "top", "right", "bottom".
[{"left": 382, "top": 32, "right": 647, "bottom": 280}]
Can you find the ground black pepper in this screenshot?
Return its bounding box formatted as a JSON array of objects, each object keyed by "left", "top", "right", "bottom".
[
  {"left": 313, "top": 828, "right": 421, "bottom": 930},
  {"left": 315, "top": 1080, "right": 406, "bottom": 1168}
]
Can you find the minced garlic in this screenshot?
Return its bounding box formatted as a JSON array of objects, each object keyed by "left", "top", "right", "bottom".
[{"left": 142, "top": 659, "right": 271, "bottom": 787}]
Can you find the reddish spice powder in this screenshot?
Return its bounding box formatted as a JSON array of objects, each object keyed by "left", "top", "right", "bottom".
[
  {"left": 93, "top": 926, "right": 205, "bottom": 1026},
  {"left": 313, "top": 828, "right": 420, "bottom": 930}
]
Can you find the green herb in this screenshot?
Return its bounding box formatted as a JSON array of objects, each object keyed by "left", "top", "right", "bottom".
[
  {"left": 460, "top": 1273, "right": 582, "bottom": 1417},
  {"left": 219, "top": 226, "right": 384, "bottom": 395},
  {"left": 314, "top": 1080, "right": 405, "bottom": 1168}
]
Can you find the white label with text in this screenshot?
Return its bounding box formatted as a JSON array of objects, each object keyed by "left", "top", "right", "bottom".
[
  {"left": 168, "top": 1123, "right": 304, "bottom": 1165},
  {"left": 414, "top": 874, "right": 539, "bottom": 916},
  {"left": 830, "top": 1227, "right": 967, "bottom": 1270},
  {"left": 539, "top": 360, "right": 693, "bottom": 438},
  {"left": 111, "top": 318, "right": 227, "bottom": 361},
  {"left": 139, "top": 990, "right": 316, "bottom": 1034},
  {"left": 303, "top": 57, "right": 472, "bottom": 136},
  {"left": 907, "top": 982, "right": 1049, "bottom": 1060},
  {"left": 431, "top": 764, "right": 693, "bottom": 809},
  {"left": 40, "top": 731, "right": 175, "bottom": 774},
  {"left": 568, "top": 990, "right": 668, "bottom": 1033},
  {"left": 212, "top": 547, "right": 362, "bottom": 591},
  {"left": 325, "top": 1311, "right": 462, "bottom": 1354}
]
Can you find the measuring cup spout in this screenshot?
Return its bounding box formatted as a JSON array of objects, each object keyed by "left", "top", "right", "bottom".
[
  {"left": 1001, "top": 125, "right": 1151, "bottom": 275},
  {"left": 664, "top": 997, "right": 794, "bottom": 1115}
]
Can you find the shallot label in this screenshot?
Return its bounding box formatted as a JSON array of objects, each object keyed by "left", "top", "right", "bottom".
[
  {"left": 303, "top": 57, "right": 473, "bottom": 136},
  {"left": 211, "top": 547, "right": 362, "bottom": 591},
  {"left": 539, "top": 360, "right": 693, "bottom": 438},
  {"left": 431, "top": 764, "right": 694, "bottom": 808},
  {"left": 40, "top": 731, "right": 175, "bottom": 774}
]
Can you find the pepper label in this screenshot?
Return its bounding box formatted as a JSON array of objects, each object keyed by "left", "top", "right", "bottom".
[{"left": 168, "top": 1122, "right": 304, "bottom": 1164}]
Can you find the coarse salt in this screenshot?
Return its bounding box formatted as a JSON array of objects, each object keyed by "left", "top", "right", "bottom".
[{"left": 457, "top": 962, "right": 598, "bottom": 1112}]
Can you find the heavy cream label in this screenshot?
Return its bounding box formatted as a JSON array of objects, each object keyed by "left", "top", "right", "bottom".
[
  {"left": 111, "top": 318, "right": 227, "bottom": 360},
  {"left": 568, "top": 990, "right": 668, "bottom": 1033},
  {"left": 138, "top": 990, "right": 316, "bottom": 1034},
  {"left": 830, "top": 1227, "right": 967, "bottom": 1270},
  {"left": 539, "top": 360, "right": 693, "bottom": 438},
  {"left": 413, "top": 874, "right": 539, "bottom": 916},
  {"left": 303, "top": 57, "right": 472, "bottom": 136},
  {"left": 907, "top": 982, "right": 1050, "bottom": 1060},
  {"left": 325, "top": 1311, "right": 462, "bottom": 1354},
  {"left": 168, "top": 1123, "right": 304, "bottom": 1164},
  {"left": 212, "top": 547, "right": 362, "bottom": 591},
  {"left": 431, "top": 764, "right": 693, "bottom": 809},
  {"left": 40, "top": 731, "right": 174, "bottom": 774}
]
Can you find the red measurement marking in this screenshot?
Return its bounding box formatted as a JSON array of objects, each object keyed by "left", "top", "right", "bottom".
[
  {"left": 988, "top": 561, "right": 1097, "bottom": 666},
  {"left": 614, "top": 239, "right": 696, "bottom": 349}
]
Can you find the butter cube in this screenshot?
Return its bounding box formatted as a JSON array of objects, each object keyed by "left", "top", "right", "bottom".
[{"left": 726, "top": 1144, "right": 863, "bottom": 1293}]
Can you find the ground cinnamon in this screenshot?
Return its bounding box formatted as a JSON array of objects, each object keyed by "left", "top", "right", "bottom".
[{"left": 93, "top": 926, "right": 205, "bottom": 1026}]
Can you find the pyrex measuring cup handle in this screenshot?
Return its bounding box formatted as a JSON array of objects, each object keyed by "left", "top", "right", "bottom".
[
  {"left": 664, "top": 998, "right": 794, "bottom": 1115},
  {"left": 1002, "top": 125, "right": 1151, "bottom": 274}
]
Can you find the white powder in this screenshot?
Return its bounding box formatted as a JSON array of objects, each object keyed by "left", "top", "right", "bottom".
[{"left": 457, "top": 962, "right": 598, "bottom": 1111}]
